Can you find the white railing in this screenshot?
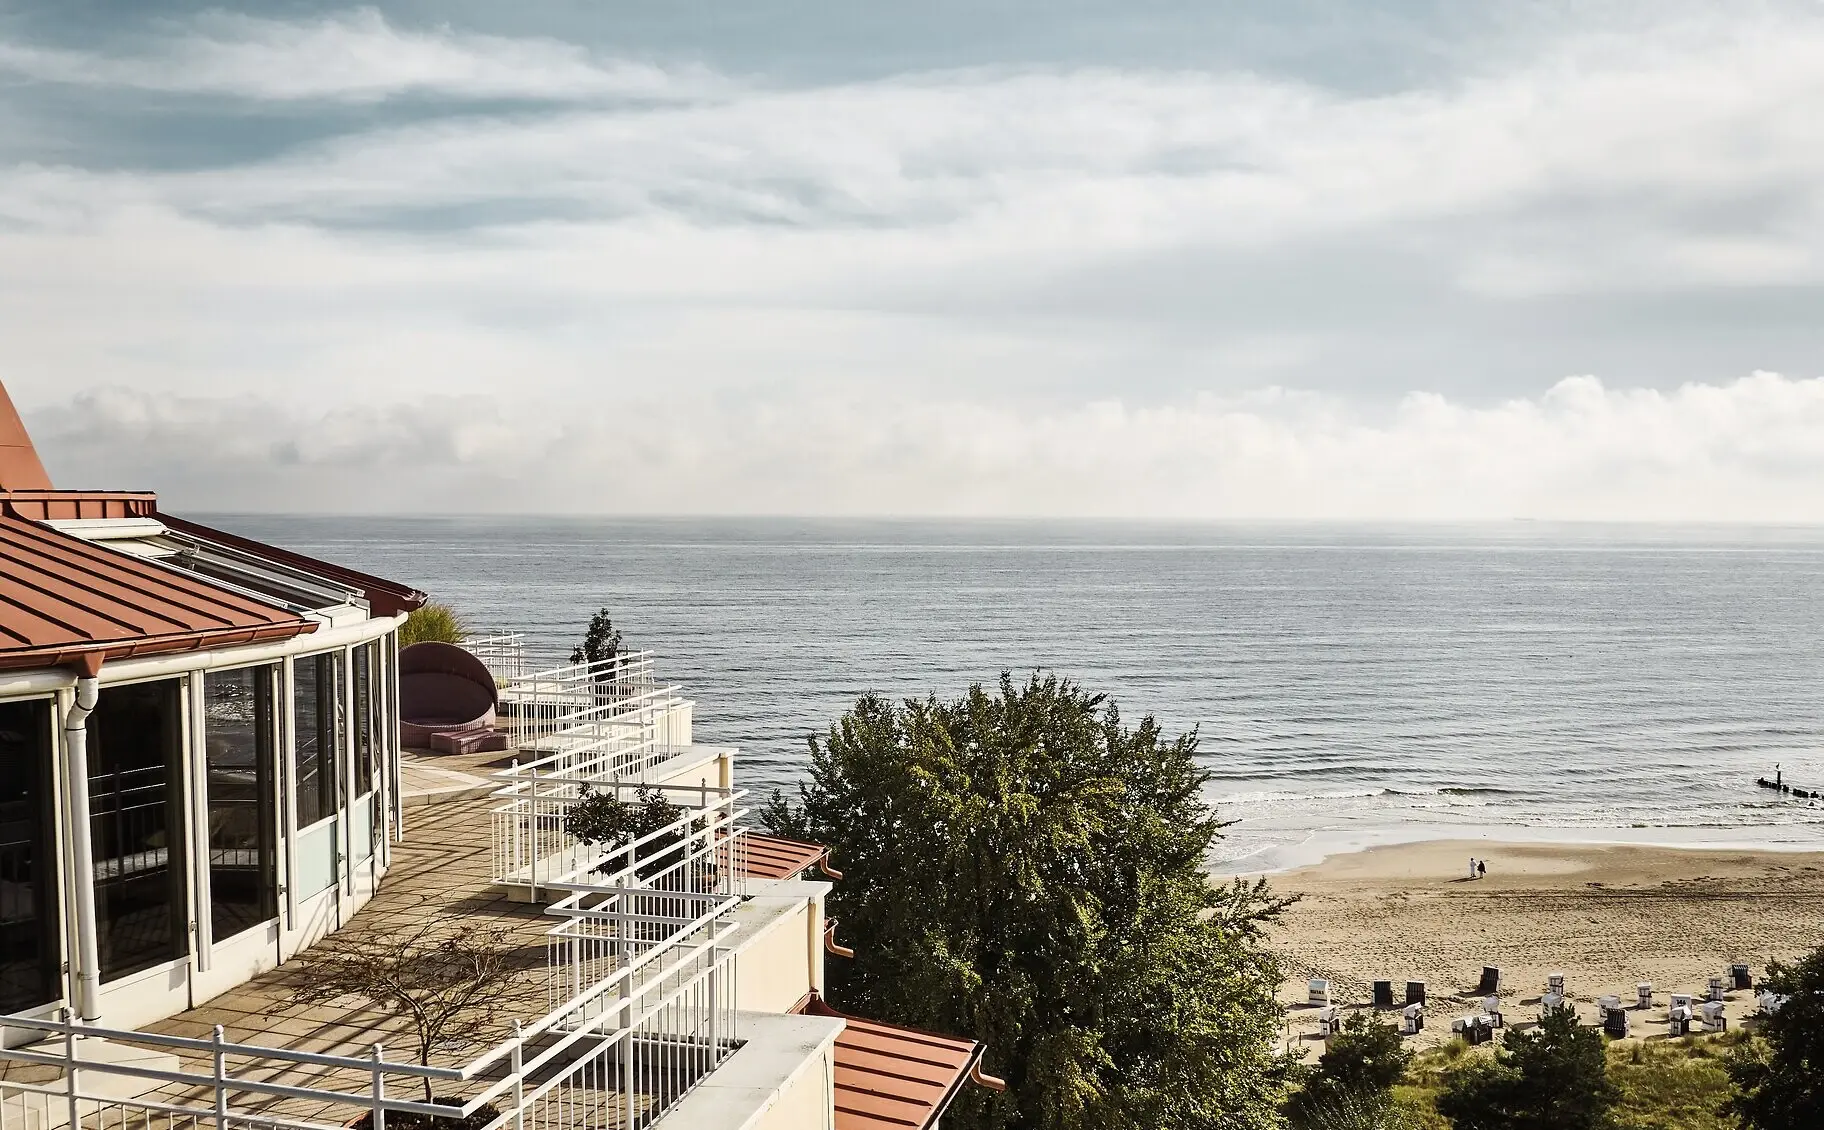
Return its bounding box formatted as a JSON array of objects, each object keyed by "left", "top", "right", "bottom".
[
  {"left": 0, "top": 894, "right": 740, "bottom": 1130},
  {"left": 490, "top": 778, "right": 748, "bottom": 899},
  {"left": 490, "top": 653, "right": 692, "bottom": 783},
  {"left": 459, "top": 632, "right": 530, "bottom": 685}
]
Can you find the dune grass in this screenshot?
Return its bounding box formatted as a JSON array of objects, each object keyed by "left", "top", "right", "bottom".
[{"left": 1390, "top": 1030, "right": 1743, "bottom": 1129}]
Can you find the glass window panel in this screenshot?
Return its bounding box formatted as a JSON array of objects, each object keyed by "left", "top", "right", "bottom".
[
  {"left": 353, "top": 643, "right": 375, "bottom": 795},
  {"left": 203, "top": 667, "right": 278, "bottom": 940},
  {"left": 0, "top": 700, "right": 57, "bottom": 1012},
  {"left": 293, "top": 654, "right": 343, "bottom": 828},
  {"left": 88, "top": 680, "right": 186, "bottom": 982}
]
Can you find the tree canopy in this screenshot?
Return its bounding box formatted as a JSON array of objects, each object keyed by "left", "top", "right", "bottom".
[
  {"left": 762, "top": 672, "right": 1295, "bottom": 1130},
  {"left": 1436, "top": 1007, "right": 1618, "bottom": 1130},
  {"left": 1286, "top": 1012, "right": 1412, "bottom": 1128},
  {"left": 1727, "top": 946, "right": 1824, "bottom": 1129}
]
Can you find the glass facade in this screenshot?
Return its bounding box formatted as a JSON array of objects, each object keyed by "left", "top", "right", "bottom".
[
  {"left": 203, "top": 666, "right": 279, "bottom": 940},
  {"left": 0, "top": 700, "right": 57, "bottom": 1013},
  {"left": 88, "top": 679, "right": 186, "bottom": 982},
  {"left": 293, "top": 653, "right": 343, "bottom": 829}
]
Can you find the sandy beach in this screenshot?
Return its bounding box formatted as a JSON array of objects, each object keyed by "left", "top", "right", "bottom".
[{"left": 1261, "top": 839, "right": 1824, "bottom": 1049}]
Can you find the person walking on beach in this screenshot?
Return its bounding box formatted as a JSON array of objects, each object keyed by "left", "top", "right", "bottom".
[
  {"left": 1469, "top": 857, "right": 1478, "bottom": 880},
  {"left": 1478, "top": 859, "right": 1487, "bottom": 878}
]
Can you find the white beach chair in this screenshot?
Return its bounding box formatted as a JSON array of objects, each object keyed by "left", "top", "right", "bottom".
[
  {"left": 1401, "top": 1004, "right": 1424, "bottom": 1036},
  {"left": 1756, "top": 992, "right": 1789, "bottom": 1017},
  {"left": 1547, "top": 972, "right": 1566, "bottom": 997},
  {"left": 1668, "top": 1004, "right": 1693, "bottom": 1037},
  {"left": 1708, "top": 976, "right": 1728, "bottom": 1003},
  {"left": 1482, "top": 995, "right": 1504, "bottom": 1026},
  {"left": 1597, "top": 994, "right": 1622, "bottom": 1013},
  {"left": 1701, "top": 1001, "right": 1728, "bottom": 1033},
  {"left": 1308, "top": 978, "right": 1332, "bottom": 1008},
  {"left": 1636, "top": 982, "right": 1653, "bottom": 1009}
]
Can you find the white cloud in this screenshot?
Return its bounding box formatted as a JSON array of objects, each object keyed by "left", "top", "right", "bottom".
[
  {"left": 0, "top": 9, "right": 721, "bottom": 103},
  {"left": 2, "top": 6, "right": 1823, "bottom": 518},
  {"left": 26, "top": 372, "right": 1824, "bottom": 522}
]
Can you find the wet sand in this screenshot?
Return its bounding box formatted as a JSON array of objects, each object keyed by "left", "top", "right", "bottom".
[{"left": 1259, "top": 839, "right": 1824, "bottom": 1049}]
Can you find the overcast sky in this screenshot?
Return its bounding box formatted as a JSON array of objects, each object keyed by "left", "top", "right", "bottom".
[{"left": 3, "top": 1, "right": 1823, "bottom": 518}]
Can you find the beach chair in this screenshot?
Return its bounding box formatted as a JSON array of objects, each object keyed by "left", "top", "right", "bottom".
[
  {"left": 1756, "top": 992, "right": 1789, "bottom": 1017},
  {"left": 1668, "top": 1005, "right": 1693, "bottom": 1037},
  {"left": 1482, "top": 996, "right": 1504, "bottom": 1027},
  {"left": 1401, "top": 1004, "right": 1424, "bottom": 1036},
  {"left": 1732, "top": 964, "right": 1753, "bottom": 991},
  {"left": 1476, "top": 966, "right": 1502, "bottom": 995},
  {"left": 1636, "top": 982, "right": 1653, "bottom": 1009},
  {"left": 1539, "top": 992, "right": 1573, "bottom": 1022},
  {"left": 1708, "top": 976, "right": 1728, "bottom": 1003},
  {"left": 1451, "top": 1015, "right": 1490, "bottom": 1044},
  {"left": 1701, "top": 1001, "right": 1728, "bottom": 1033},
  {"left": 1308, "top": 978, "right": 1332, "bottom": 1008},
  {"left": 1373, "top": 980, "right": 1395, "bottom": 1009},
  {"left": 1547, "top": 972, "right": 1566, "bottom": 998},
  {"left": 1407, "top": 981, "right": 1427, "bottom": 1007},
  {"left": 1597, "top": 994, "right": 1622, "bottom": 1013},
  {"left": 1318, "top": 1005, "right": 1342, "bottom": 1035},
  {"left": 1602, "top": 1006, "right": 1629, "bottom": 1038}
]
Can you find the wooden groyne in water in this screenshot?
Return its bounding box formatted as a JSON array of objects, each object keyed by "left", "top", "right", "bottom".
[{"left": 1756, "top": 769, "right": 1819, "bottom": 800}]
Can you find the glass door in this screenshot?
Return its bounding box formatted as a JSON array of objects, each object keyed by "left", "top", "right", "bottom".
[
  {"left": 202, "top": 666, "right": 278, "bottom": 940},
  {"left": 292, "top": 653, "right": 343, "bottom": 904},
  {"left": 87, "top": 680, "right": 187, "bottom": 984},
  {"left": 0, "top": 700, "right": 58, "bottom": 1014}
]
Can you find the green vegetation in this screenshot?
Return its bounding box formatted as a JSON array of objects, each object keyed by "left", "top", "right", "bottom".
[
  {"left": 1392, "top": 1031, "right": 1743, "bottom": 1130},
  {"left": 1435, "top": 1008, "right": 1618, "bottom": 1129},
  {"left": 400, "top": 601, "right": 465, "bottom": 647},
  {"left": 1727, "top": 947, "right": 1824, "bottom": 1128},
  {"left": 563, "top": 786, "right": 688, "bottom": 881},
  {"left": 569, "top": 608, "right": 623, "bottom": 665},
  {"left": 1287, "top": 1013, "right": 1413, "bottom": 1129},
  {"left": 762, "top": 673, "right": 1296, "bottom": 1130}
]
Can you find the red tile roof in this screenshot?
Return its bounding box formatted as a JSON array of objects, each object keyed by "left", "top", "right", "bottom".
[
  {"left": 0, "top": 514, "right": 317, "bottom": 671},
  {"left": 802, "top": 995, "right": 987, "bottom": 1130},
  {"left": 737, "top": 833, "right": 833, "bottom": 881}
]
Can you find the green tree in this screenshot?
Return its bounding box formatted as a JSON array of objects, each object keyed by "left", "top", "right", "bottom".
[
  {"left": 1726, "top": 946, "right": 1824, "bottom": 1129},
  {"left": 569, "top": 608, "right": 623, "bottom": 666},
  {"left": 1436, "top": 1008, "right": 1618, "bottom": 1130},
  {"left": 761, "top": 673, "right": 1296, "bottom": 1130},
  {"left": 1287, "top": 1013, "right": 1413, "bottom": 1129}
]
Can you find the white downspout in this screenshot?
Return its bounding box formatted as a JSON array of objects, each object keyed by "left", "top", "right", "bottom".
[{"left": 64, "top": 675, "right": 103, "bottom": 1023}]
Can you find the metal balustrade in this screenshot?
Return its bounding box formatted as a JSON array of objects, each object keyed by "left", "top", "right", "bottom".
[{"left": 0, "top": 880, "right": 740, "bottom": 1130}]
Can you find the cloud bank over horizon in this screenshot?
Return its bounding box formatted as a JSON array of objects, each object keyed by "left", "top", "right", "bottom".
[
  {"left": 2, "top": 2, "right": 1823, "bottom": 519},
  {"left": 25, "top": 370, "right": 1824, "bottom": 522}
]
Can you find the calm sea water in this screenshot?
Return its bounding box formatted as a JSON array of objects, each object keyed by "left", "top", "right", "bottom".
[{"left": 205, "top": 516, "right": 1824, "bottom": 870}]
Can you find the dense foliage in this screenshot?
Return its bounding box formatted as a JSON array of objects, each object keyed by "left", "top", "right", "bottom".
[
  {"left": 1399, "top": 1034, "right": 1741, "bottom": 1130},
  {"left": 762, "top": 673, "right": 1296, "bottom": 1130},
  {"left": 400, "top": 602, "right": 465, "bottom": 647},
  {"left": 1435, "top": 1008, "right": 1619, "bottom": 1130},
  {"left": 1287, "top": 1013, "right": 1413, "bottom": 1129},
  {"left": 564, "top": 786, "right": 687, "bottom": 880},
  {"left": 1726, "top": 946, "right": 1824, "bottom": 1129},
  {"left": 569, "top": 608, "right": 624, "bottom": 666}
]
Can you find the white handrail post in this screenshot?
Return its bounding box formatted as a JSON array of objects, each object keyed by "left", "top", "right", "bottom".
[
  {"left": 369, "top": 1043, "right": 386, "bottom": 1130},
  {"left": 62, "top": 1011, "right": 78, "bottom": 1130},
  {"left": 509, "top": 1022, "right": 524, "bottom": 1130},
  {"left": 528, "top": 765, "right": 540, "bottom": 898},
  {"left": 212, "top": 1024, "right": 228, "bottom": 1130}
]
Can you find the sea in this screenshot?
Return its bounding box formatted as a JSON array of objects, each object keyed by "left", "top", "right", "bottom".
[{"left": 204, "top": 516, "right": 1824, "bottom": 873}]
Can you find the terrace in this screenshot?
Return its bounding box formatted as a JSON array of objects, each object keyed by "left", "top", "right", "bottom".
[{"left": 0, "top": 647, "right": 807, "bottom": 1130}]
